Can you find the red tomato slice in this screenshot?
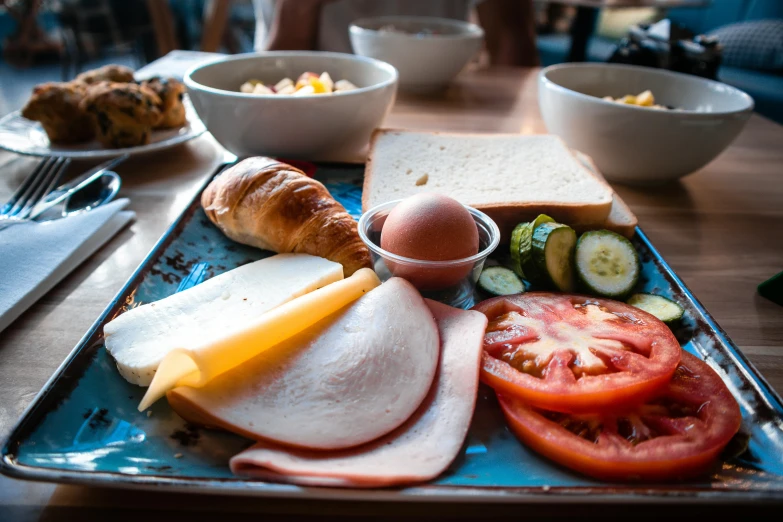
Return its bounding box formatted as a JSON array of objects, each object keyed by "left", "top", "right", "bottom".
[
  {"left": 473, "top": 293, "right": 681, "bottom": 412},
  {"left": 497, "top": 351, "right": 742, "bottom": 481}
]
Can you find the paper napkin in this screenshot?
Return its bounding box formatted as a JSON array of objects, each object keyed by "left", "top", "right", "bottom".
[{"left": 0, "top": 199, "right": 135, "bottom": 333}]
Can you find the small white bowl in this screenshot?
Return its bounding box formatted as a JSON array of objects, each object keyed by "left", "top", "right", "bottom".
[
  {"left": 358, "top": 199, "right": 500, "bottom": 309},
  {"left": 350, "top": 16, "right": 483, "bottom": 93},
  {"left": 539, "top": 63, "right": 754, "bottom": 184},
  {"left": 184, "top": 51, "right": 397, "bottom": 159}
]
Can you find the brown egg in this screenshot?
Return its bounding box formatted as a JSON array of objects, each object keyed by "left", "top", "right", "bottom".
[{"left": 380, "top": 193, "right": 479, "bottom": 290}]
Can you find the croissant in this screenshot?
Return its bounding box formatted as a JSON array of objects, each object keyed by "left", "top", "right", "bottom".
[{"left": 201, "top": 157, "right": 372, "bottom": 276}]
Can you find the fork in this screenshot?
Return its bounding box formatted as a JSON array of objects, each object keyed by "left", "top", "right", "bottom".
[{"left": 0, "top": 157, "right": 71, "bottom": 224}]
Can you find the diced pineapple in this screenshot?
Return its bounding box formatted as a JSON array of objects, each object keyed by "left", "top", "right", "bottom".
[
  {"left": 319, "top": 72, "right": 334, "bottom": 92},
  {"left": 253, "top": 83, "right": 274, "bottom": 94},
  {"left": 277, "top": 84, "right": 296, "bottom": 95},
  {"left": 293, "top": 84, "right": 316, "bottom": 96},
  {"left": 308, "top": 77, "right": 328, "bottom": 94},
  {"left": 619, "top": 95, "right": 637, "bottom": 105},
  {"left": 334, "top": 79, "right": 358, "bottom": 92},
  {"left": 635, "top": 90, "right": 655, "bottom": 107},
  {"left": 295, "top": 72, "right": 319, "bottom": 90},
  {"left": 274, "top": 78, "right": 294, "bottom": 92}
]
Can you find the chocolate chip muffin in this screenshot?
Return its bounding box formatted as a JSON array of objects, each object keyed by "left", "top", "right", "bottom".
[
  {"left": 80, "top": 82, "right": 162, "bottom": 148},
  {"left": 75, "top": 64, "right": 135, "bottom": 85},
  {"left": 21, "top": 81, "right": 95, "bottom": 144},
  {"left": 139, "top": 77, "right": 187, "bottom": 129}
]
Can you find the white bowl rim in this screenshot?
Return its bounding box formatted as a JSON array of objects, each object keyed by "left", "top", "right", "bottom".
[
  {"left": 183, "top": 50, "right": 399, "bottom": 99},
  {"left": 349, "top": 15, "right": 485, "bottom": 40},
  {"left": 358, "top": 199, "right": 500, "bottom": 267},
  {"left": 540, "top": 62, "right": 754, "bottom": 116}
]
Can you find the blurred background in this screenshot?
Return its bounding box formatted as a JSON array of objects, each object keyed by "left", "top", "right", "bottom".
[{"left": 0, "top": 0, "right": 781, "bottom": 122}]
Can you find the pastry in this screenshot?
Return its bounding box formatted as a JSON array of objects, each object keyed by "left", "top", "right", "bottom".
[
  {"left": 201, "top": 157, "right": 372, "bottom": 276},
  {"left": 80, "top": 82, "right": 162, "bottom": 148},
  {"left": 20, "top": 81, "right": 95, "bottom": 144},
  {"left": 75, "top": 64, "right": 135, "bottom": 85},
  {"left": 139, "top": 77, "right": 187, "bottom": 129}
]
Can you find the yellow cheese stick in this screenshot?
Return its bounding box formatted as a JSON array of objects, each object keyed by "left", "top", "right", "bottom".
[{"left": 138, "top": 268, "right": 381, "bottom": 411}]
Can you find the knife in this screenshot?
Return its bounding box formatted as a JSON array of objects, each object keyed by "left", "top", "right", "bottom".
[{"left": 28, "top": 154, "right": 129, "bottom": 221}]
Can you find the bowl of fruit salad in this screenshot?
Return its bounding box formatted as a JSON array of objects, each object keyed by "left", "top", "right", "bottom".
[
  {"left": 184, "top": 51, "right": 398, "bottom": 159},
  {"left": 538, "top": 63, "right": 754, "bottom": 184}
]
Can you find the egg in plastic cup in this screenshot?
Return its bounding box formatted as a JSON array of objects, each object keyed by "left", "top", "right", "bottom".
[{"left": 358, "top": 199, "right": 500, "bottom": 309}]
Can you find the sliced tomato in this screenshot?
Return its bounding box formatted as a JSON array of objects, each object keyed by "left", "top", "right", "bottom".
[
  {"left": 473, "top": 293, "right": 681, "bottom": 412},
  {"left": 497, "top": 351, "right": 742, "bottom": 481}
]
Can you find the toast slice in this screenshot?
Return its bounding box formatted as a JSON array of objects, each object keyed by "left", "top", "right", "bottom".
[
  {"left": 572, "top": 151, "right": 638, "bottom": 238},
  {"left": 363, "top": 130, "right": 614, "bottom": 241}
]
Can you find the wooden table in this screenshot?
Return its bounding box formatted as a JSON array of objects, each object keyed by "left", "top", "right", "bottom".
[{"left": 1, "top": 63, "right": 782, "bottom": 520}]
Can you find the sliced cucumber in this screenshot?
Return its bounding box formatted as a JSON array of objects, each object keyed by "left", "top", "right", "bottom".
[
  {"left": 531, "top": 222, "right": 576, "bottom": 292},
  {"left": 511, "top": 214, "right": 555, "bottom": 281},
  {"left": 478, "top": 267, "right": 525, "bottom": 296},
  {"left": 627, "top": 293, "right": 684, "bottom": 323},
  {"left": 575, "top": 230, "right": 639, "bottom": 297},
  {"left": 509, "top": 223, "right": 527, "bottom": 277}
]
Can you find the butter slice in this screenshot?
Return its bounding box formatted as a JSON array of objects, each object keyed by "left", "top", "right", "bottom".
[
  {"left": 138, "top": 268, "right": 381, "bottom": 411},
  {"left": 104, "top": 253, "right": 344, "bottom": 387}
]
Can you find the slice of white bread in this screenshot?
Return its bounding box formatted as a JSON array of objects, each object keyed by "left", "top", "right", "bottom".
[
  {"left": 363, "top": 130, "right": 614, "bottom": 241},
  {"left": 572, "top": 151, "right": 638, "bottom": 238}
]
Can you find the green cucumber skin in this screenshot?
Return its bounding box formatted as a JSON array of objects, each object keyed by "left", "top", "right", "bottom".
[
  {"left": 479, "top": 267, "right": 525, "bottom": 296},
  {"left": 627, "top": 293, "right": 684, "bottom": 324},
  {"left": 509, "top": 224, "right": 526, "bottom": 278},
  {"left": 531, "top": 222, "right": 576, "bottom": 292},
  {"left": 575, "top": 230, "right": 640, "bottom": 298},
  {"left": 518, "top": 215, "right": 555, "bottom": 286}
]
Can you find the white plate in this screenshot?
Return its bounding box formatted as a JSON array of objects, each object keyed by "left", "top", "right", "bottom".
[{"left": 0, "top": 96, "right": 206, "bottom": 160}]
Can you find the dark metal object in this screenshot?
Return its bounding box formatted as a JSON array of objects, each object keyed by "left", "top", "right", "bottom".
[{"left": 609, "top": 21, "right": 723, "bottom": 79}]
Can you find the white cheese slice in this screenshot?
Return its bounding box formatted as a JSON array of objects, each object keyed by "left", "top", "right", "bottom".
[{"left": 104, "top": 253, "right": 344, "bottom": 386}]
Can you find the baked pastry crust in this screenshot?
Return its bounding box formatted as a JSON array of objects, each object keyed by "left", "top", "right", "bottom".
[
  {"left": 202, "top": 157, "right": 372, "bottom": 276},
  {"left": 80, "top": 82, "right": 162, "bottom": 148},
  {"left": 75, "top": 64, "right": 135, "bottom": 85},
  {"left": 21, "top": 81, "right": 95, "bottom": 144},
  {"left": 140, "top": 77, "right": 187, "bottom": 129}
]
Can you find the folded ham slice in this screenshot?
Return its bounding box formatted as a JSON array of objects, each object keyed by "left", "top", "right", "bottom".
[
  {"left": 167, "top": 278, "right": 439, "bottom": 450},
  {"left": 229, "top": 299, "right": 487, "bottom": 487}
]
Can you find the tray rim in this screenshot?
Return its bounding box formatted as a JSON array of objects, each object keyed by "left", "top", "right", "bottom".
[{"left": 3, "top": 162, "right": 783, "bottom": 504}]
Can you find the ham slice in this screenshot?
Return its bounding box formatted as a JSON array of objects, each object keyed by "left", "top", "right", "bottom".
[
  {"left": 167, "top": 278, "right": 439, "bottom": 450},
  {"left": 229, "top": 299, "right": 487, "bottom": 487}
]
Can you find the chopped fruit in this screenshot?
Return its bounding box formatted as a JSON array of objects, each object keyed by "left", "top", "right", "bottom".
[
  {"left": 252, "top": 83, "right": 273, "bottom": 95},
  {"left": 242, "top": 73, "right": 355, "bottom": 96},
  {"left": 274, "top": 78, "right": 294, "bottom": 92},
  {"left": 309, "top": 77, "right": 329, "bottom": 94},
  {"left": 334, "top": 79, "right": 358, "bottom": 92},
  {"left": 319, "top": 72, "right": 334, "bottom": 92},
  {"left": 293, "top": 85, "right": 316, "bottom": 96}
]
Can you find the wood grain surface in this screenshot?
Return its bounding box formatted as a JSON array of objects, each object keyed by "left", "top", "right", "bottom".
[{"left": 1, "top": 64, "right": 781, "bottom": 520}]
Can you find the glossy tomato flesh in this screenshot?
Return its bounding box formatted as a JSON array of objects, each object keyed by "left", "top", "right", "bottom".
[
  {"left": 498, "top": 351, "right": 742, "bottom": 481},
  {"left": 473, "top": 293, "right": 682, "bottom": 413}
]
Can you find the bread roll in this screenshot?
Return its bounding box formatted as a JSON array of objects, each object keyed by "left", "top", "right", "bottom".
[{"left": 202, "top": 157, "right": 372, "bottom": 276}]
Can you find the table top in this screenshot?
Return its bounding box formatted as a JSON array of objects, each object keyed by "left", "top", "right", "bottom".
[{"left": 1, "top": 63, "right": 782, "bottom": 520}]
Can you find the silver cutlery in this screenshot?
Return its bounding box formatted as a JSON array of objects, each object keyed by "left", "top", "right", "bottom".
[
  {"left": 27, "top": 154, "right": 128, "bottom": 221},
  {"left": 0, "top": 157, "right": 70, "bottom": 222},
  {"left": 0, "top": 154, "right": 128, "bottom": 231}
]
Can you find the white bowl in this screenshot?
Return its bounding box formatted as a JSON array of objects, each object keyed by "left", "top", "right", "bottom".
[
  {"left": 350, "top": 16, "right": 483, "bottom": 93},
  {"left": 184, "top": 51, "right": 397, "bottom": 159},
  {"left": 538, "top": 63, "right": 754, "bottom": 184}
]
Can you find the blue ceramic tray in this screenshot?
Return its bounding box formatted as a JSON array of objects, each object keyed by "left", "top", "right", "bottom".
[{"left": 3, "top": 163, "right": 783, "bottom": 503}]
